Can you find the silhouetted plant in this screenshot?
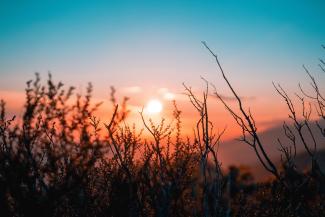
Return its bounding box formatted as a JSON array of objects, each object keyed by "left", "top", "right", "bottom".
[
  {"left": 201, "top": 42, "right": 325, "bottom": 216},
  {"left": 0, "top": 45, "right": 324, "bottom": 217}
]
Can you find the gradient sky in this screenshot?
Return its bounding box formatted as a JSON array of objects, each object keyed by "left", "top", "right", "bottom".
[{"left": 0, "top": 0, "right": 324, "bottom": 139}]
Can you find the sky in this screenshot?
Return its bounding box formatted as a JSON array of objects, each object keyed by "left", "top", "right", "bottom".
[{"left": 0, "top": 0, "right": 324, "bottom": 139}]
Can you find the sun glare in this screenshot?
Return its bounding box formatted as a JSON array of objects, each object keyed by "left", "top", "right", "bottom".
[{"left": 145, "top": 99, "right": 163, "bottom": 114}]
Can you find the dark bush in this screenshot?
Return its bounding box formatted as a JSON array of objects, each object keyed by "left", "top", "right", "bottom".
[{"left": 0, "top": 44, "right": 324, "bottom": 216}]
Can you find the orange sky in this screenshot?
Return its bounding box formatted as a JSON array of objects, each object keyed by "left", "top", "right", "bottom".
[{"left": 0, "top": 83, "right": 292, "bottom": 142}]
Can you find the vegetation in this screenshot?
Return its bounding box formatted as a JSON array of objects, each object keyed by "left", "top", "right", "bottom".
[{"left": 0, "top": 44, "right": 324, "bottom": 216}]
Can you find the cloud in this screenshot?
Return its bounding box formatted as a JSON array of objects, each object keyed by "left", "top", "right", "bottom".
[
  {"left": 163, "top": 92, "right": 175, "bottom": 100},
  {"left": 157, "top": 87, "right": 176, "bottom": 100},
  {"left": 211, "top": 93, "right": 256, "bottom": 102},
  {"left": 157, "top": 88, "right": 169, "bottom": 94},
  {"left": 122, "top": 86, "right": 142, "bottom": 94}
]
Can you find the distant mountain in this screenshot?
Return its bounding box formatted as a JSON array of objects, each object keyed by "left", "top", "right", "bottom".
[
  {"left": 219, "top": 119, "right": 325, "bottom": 181},
  {"left": 251, "top": 149, "right": 325, "bottom": 181}
]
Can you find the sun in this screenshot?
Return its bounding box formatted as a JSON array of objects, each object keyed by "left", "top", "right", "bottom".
[{"left": 145, "top": 99, "right": 163, "bottom": 114}]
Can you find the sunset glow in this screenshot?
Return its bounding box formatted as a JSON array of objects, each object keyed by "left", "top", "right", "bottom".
[{"left": 1, "top": 1, "right": 325, "bottom": 215}]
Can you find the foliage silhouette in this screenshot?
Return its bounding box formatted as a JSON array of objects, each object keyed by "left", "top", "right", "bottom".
[{"left": 0, "top": 45, "right": 324, "bottom": 216}]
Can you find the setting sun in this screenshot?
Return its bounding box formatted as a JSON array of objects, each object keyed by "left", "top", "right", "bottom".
[{"left": 145, "top": 99, "right": 163, "bottom": 114}]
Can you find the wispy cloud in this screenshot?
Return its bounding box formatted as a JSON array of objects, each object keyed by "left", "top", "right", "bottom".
[
  {"left": 157, "top": 87, "right": 176, "bottom": 100},
  {"left": 122, "top": 86, "right": 142, "bottom": 94},
  {"left": 210, "top": 93, "right": 256, "bottom": 102},
  {"left": 157, "top": 88, "right": 169, "bottom": 94},
  {"left": 163, "top": 92, "right": 175, "bottom": 100}
]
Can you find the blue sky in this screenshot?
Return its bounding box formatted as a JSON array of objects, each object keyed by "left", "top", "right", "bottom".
[{"left": 0, "top": 0, "right": 324, "bottom": 98}]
